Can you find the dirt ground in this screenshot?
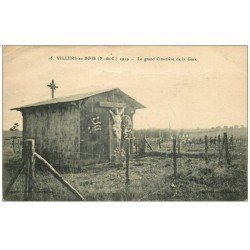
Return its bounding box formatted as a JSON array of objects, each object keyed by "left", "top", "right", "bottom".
[{"left": 2, "top": 139, "right": 248, "bottom": 201}]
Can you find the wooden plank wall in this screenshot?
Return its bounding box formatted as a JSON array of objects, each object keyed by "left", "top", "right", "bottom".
[{"left": 23, "top": 104, "right": 80, "bottom": 167}]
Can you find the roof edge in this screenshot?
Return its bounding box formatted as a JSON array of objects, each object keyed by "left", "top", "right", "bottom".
[{"left": 11, "top": 87, "right": 146, "bottom": 111}]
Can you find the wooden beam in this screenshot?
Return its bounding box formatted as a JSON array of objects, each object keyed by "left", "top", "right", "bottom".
[
  {"left": 3, "top": 161, "right": 26, "bottom": 200},
  {"left": 34, "top": 152, "right": 85, "bottom": 201},
  {"left": 26, "top": 139, "right": 36, "bottom": 201},
  {"left": 108, "top": 116, "right": 112, "bottom": 161},
  {"left": 144, "top": 138, "right": 153, "bottom": 151},
  {"left": 204, "top": 135, "right": 208, "bottom": 164},
  {"left": 98, "top": 101, "right": 126, "bottom": 108},
  {"left": 173, "top": 138, "right": 177, "bottom": 179},
  {"left": 223, "top": 132, "right": 231, "bottom": 164}
]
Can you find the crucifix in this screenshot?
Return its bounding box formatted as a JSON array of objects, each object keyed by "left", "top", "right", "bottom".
[
  {"left": 98, "top": 101, "right": 126, "bottom": 161},
  {"left": 47, "top": 80, "right": 58, "bottom": 99},
  {"left": 99, "top": 101, "right": 126, "bottom": 140}
]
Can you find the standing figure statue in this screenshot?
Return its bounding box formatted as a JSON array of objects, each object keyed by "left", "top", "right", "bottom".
[
  {"left": 109, "top": 107, "right": 125, "bottom": 141},
  {"left": 121, "top": 115, "right": 133, "bottom": 140}
]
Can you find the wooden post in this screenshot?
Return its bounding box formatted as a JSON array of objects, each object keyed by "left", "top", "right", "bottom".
[
  {"left": 24, "top": 142, "right": 29, "bottom": 201},
  {"left": 221, "top": 134, "right": 225, "bottom": 153},
  {"left": 173, "top": 138, "right": 177, "bottom": 179},
  {"left": 138, "top": 137, "right": 147, "bottom": 155},
  {"left": 130, "top": 138, "right": 134, "bottom": 156},
  {"left": 214, "top": 137, "right": 217, "bottom": 149},
  {"left": 11, "top": 137, "right": 15, "bottom": 153},
  {"left": 204, "top": 135, "right": 208, "bottom": 164},
  {"left": 218, "top": 135, "right": 221, "bottom": 160},
  {"left": 223, "top": 132, "right": 230, "bottom": 164},
  {"left": 108, "top": 116, "right": 112, "bottom": 161},
  {"left": 230, "top": 136, "right": 234, "bottom": 150},
  {"left": 145, "top": 137, "right": 153, "bottom": 151},
  {"left": 158, "top": 131, "right": 162, "bottom": 149},
  {"left": 24, "top": 139, "right": 36, "bottom": 201},
  {"left": 125, "top": 139, "right": 130, "bottom": 185},
  {"left": 165, "top": 142, "right": 168, "bottom": 165},
  {"left": 138, "top": 138, "right": 144, "bottom": 155},
  {"left": 165, "top": 142, "right": 168, "bottom": 182},
  {"left": 143, "top": 136, "right": 147, "bottom": 153},
  {"left": 177, "top": 138, "right": 181, "bottom": 156}
]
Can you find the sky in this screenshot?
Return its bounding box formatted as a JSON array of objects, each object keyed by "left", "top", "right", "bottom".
[{"left": 2, "top": 46, "right": 247, "bottom": 130}]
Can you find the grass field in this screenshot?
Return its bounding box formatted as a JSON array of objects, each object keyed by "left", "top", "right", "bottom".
[{"left": 2, "top": 138, "right": 248, "bottom": 201}]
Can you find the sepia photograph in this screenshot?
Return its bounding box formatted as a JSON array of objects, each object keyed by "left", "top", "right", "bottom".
[{"left": 2, "top": 45, "right": 247, "bottom": 201}]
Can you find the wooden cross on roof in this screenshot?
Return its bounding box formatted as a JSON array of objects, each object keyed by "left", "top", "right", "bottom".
[{"left": 47, "top": 80, "right": 58, "bottom": 99}]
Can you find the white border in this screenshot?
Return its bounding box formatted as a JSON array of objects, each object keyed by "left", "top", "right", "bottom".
[{"left": 1, "top": 1, "right": 249, "bottom": 250}]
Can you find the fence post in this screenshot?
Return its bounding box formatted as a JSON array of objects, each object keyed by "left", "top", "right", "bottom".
[
  {"left": 177, "top": 138, "right": 181, "bottom": 156},
  {"left": 24, "top": 139, "right": 36, "bottom": 201},
  {"left": 173, "top": 138, "right": 177, "bottom": 179},
  {"left": 158, "top": 131, "right": 162, "bottom": 149},
  {"left": 125, "top": 139, "right": 130, "bottom": 185},
  {"left": 218, "top": 135, "right": 222, "bottom": 160},
  {"left": 165, "top": 142, "right": 168, "bottom": 167},
  {"left": 11, "top": 137, "right": 16, "bottom": 153},
  {"left": 230, "top": 136, "right": 234, "bottom": 150},
  {"left": 165, "top": 139, "right": 168, "bottom": 182},
  {"left": 223, "top": 132, "right": 230, "bottom": 164},
  {"left": 24, "top": 142, "right": 29, "bottom": 201},
  {"left": 143, "top": 136, "right": 147, "bottom": 153},
  {"left": 221, "top": 134, "right": 225, "bottom": 154},
  {"left": 130, "top": 138, "right": 134, "bottom": 156},
  {"left": 159, "top": 131, "right": 162, "bottom": 149},
  {"left": 138, "top": 138, "right": 146, "bottom": 155},
  {"left": 204, "top": 135, "right": 208, "bottom": 164}
]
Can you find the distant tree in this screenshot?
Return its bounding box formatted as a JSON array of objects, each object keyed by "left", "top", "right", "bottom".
[
  {"left": 240, "top": 125, "right": 245, "bottom": 129},
  {"left": 223, "top": 126, "right": 228, "bottom": 130},
  {"left": 9, "top": 122, "right": 19, "bottom": 131},
  {"left": 216, "top": 126, "right": 221, "bottom": 130},
  {"left": 234, "top": 125, "right": 239, "bottom": 129}
]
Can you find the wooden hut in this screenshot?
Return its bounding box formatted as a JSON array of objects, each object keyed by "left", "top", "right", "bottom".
[{"left": 11, "top": 88, "right": 145, "bottom": 169}]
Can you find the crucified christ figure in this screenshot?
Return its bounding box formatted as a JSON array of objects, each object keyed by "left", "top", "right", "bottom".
[{"left": 109, "top": 107, "right": 125, "bottom": 140}]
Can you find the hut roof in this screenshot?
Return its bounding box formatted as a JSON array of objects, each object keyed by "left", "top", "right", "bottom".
[{"left": 11, "top": 87, "right": 146, "bottom": 111}]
